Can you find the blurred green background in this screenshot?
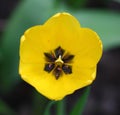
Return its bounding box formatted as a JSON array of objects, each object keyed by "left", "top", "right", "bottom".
[{"left": 0, "top": 0, "right": 120, "bottom": 115}]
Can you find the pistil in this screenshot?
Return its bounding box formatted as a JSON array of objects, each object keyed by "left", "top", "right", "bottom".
[{"left": 55, "top": 55, "right": 64, "bottom": 64}]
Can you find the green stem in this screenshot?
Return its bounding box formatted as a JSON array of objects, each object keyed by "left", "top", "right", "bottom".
[
  {"left": 56, "top": 99, "right": 66, "bottom": 115},
  {"left": 44, "top": 101, "right": 56, "bottom": 115},
  {"left": 70, "top": 86, "right": 90, "bottom": 115}
]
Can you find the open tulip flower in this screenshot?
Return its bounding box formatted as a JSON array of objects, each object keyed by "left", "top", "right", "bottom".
[{"left": 19, "top": 12, "right": 102, "bottom": 100}]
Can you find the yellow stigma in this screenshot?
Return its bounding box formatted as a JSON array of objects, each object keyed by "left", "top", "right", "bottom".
[{"left": 55, "top": 55, "right": 64, "bottom": 64}]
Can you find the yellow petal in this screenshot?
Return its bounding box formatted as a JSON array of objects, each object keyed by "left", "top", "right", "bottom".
[
  {"left": 19, "top": 61, "right": 96, "bottom": 100},
  {"left": 20, "top": 25, "right": 55, "bottom": 63},
  {"left": 45, "top": 12, "right": 80, "bottom": 31},
  {"left": 73, "top": 28, "right": 102, "bottom": 68},
  {"left": 20, "top": 28, "right": 44, "bottom": 63},
  {"left": 42, "top": 12, "right": 81, "bottom": 51}
]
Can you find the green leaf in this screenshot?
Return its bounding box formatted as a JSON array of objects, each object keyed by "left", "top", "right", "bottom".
[
  {"left": 70, "top": 87, "right": 90, "bottom": 115},
  {"left": 0, "top": 99, "right": 16, "bottom": 115},
  {"left": 65, "top": 0, "right": 88, "bottom": 8},
  {"left": 0, "top": 49, "right": 2, "bottom": 63}
]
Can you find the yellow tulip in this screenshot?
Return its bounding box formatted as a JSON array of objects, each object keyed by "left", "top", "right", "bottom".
[{"left": 19, "top": 12, "right": 102, "bottom": 100}]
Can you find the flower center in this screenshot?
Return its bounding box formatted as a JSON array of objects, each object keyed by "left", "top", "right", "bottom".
[{"left": 44, "top": 46, "right": 74, "bottom": 79}]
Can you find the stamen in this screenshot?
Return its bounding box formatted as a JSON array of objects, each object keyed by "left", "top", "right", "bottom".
[
  {"left": 44, "top": 63, "right": 55, "bottom": 72},
  {"left": 44, "top": 53, "right": 56, "bottom": 62},
  {"left": 63, "top": 55, "right": 74, "bottom": 63},
  {"left": 53, "top": 65, "right": 62, "bottom": 79},
  {"left": 62, "top": 64, "right": 72, "bottom": 74},
  {"left": 55, "top": 46, "right": 65, "bottom": 58}
]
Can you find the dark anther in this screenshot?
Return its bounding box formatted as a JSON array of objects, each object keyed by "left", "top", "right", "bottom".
[
  {"left": 44, "top": 46, "right": 74, "bottom": 79},
  {"left": 62, "top": 64, "right": 72, "bottom": 74},
  {"left": 54, "top": 46, "right": 65, "bottom": 58},
  {"left": 44, "top": 53, "right": 56, "bottom": 62},
  {"left": 53, "top": 65, "right": 62, "bottom": 79},
  {"left": 44, "top": 63, "right": 55, "bottom": 72},
  {"left": 63, "top": 55, "right": 74, "bottom": 63}
]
